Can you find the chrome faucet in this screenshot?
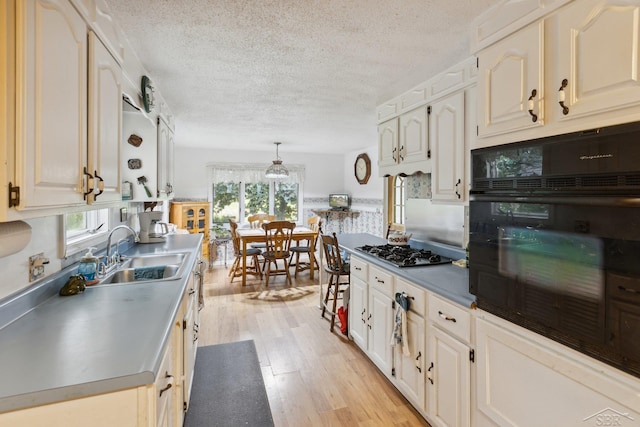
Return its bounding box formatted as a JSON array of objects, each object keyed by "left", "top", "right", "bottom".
[{"left": 100, "top": 225, "right": 139, "bottom": 275}]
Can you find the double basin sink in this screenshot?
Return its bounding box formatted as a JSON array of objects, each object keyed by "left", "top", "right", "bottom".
[{"left": 94, "top": 252, "right": 190, "bottom": 286}]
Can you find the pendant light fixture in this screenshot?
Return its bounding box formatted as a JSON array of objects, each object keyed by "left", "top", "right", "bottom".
[{"left": 265, "top": 142, "right": 289, "bottom": 179}]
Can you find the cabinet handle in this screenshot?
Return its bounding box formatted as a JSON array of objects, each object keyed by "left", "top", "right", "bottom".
[
  {"left": 438, "top": 310, "right": 457, "bottom": 322},
  {"left": 416, "top": 351, "right": 422, "bottom": 373},
  {"left": 361, "top": 308, "right": 366, "bottom": 323},
  {"left": 454, "top": 179, "right": 462, "bottom": 199},
  {"left": 355, "top": 266, "right": 362, "bottom": 271},
  {"left": 375, "top": 276, "right": 385, "bottom": 284},
  {"left": 367, "top": 313, "right": 372, "bottom": 329},
  {"left": 159, "top": 372, "right": 174, "bottom": 397},
  {"left": 558, "top": 79, "right": 569, "bottom": 115},
  {"left": 618, "top": 285, "right": 639, "bottom": 294},
  {"left": 392, "top": 146, "right": 397, "bottom": 162},
  {"left": 93, "top": 170, "right": 104, "bottom": 199},
  {"left": 427, "top": 362, "right": 434, "bottom": 384},
  {"left": 189, "top": 288, "right": 196, "bottom": 295},
  {"left": 83, "top": 167, "right": 94, "bottom": 200},
  {"left": 399, "top": 145, "right": 405, "bottom": 161},
  {"left": 527, "top": 89, "right": 538, "bottom": 122}
]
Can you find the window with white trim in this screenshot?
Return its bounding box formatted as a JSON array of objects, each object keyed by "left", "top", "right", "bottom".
[
  {"left": 209, "top": 163, "right": 304, "bottom": 225},
  {"left": 63, "top": 208, "right": 110, "bottom": 257}
]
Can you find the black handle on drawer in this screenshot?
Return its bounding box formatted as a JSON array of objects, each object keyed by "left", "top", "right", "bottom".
[
  {"left": 375, "top": 276, "right": 385, "bottom": 284},
  {"left": 438, "top": 311, "right": 457, "bottom": 322}
]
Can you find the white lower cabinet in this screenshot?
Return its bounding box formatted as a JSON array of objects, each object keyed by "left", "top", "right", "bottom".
[
  {"left": 348, "top": 257, "right": 394, "bottom": 376},
  {"left": 474, "top": 312, "right": 640, "bottom": 427},
  {"left": 394, "top": 278, "right": 427, "bottom": 413},
  {"left": 427, "top": 324, "right": 471, "bottom": 427}
]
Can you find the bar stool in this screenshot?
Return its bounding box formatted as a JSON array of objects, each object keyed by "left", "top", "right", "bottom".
[{"left": 320, "top": 232, "right": 350, "bottom": 332}]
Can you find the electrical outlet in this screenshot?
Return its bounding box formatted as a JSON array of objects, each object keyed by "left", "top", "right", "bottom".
[{"left": 29, "top": 252, "right": 49, "bottom": 282}]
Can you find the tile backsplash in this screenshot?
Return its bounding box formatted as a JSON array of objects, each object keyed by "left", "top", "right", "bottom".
[{"left": 406, "top": 172, "right": 431, "bottom": 199}]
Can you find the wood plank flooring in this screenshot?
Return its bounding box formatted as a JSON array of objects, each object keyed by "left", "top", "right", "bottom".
[{"left": 199, "top": 263, "right": 430, "bottom": 427}]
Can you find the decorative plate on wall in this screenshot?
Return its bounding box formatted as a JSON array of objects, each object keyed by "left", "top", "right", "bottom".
[{"left": 141, "top": 75, "right": 155, "bottom": 113}]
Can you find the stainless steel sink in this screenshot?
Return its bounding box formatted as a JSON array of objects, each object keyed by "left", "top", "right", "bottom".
[
  {"left": 98, "top": 265, "right": 182, "bottom": 284},
  {"left": 126, "top": 253, "right": 187, "bottom": 267},
  {"left": 94, "top": 252, "right": 190, "bottom": 286}
]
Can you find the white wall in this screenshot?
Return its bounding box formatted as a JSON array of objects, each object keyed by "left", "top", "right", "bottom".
[{"left": 343, "top": 145, "right": 385, "bottom": 200}]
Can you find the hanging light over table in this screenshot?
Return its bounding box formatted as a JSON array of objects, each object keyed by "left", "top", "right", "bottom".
[{"left": 265, "top": 142, "right": 289, "bottom": 179}]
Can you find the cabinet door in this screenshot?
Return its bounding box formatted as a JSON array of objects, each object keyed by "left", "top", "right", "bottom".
[
  {"left": 368, "top": 287, "right": 394, "bottom": 376},
  {"left": 395, "top": 312, "right": 426, "bottom": 413},
  {"left": 554, "top": 0, "right": 640, "bottom": 122},
  {"left": 16, "top": 0, "right": 87, "bottom": 209},
  {"left": 157, "top": 117, "right": 174, "bottom": 199},
  {"left": 87, "top": 32, "right": 121, "bottom": 204},
  {"left": 399, "top": 105, "right": 429, "bottom": 164},
  {"left": 378, "top": 117, "right": 399, "bottom": 169},
  {"left": 349, "top": 276, "right": 368, "bottom": 350},
  {"left": 430, "top": 92, "right": 465, "bottom": 203},
  {"left": 428, "top": 324, "right": 471, "bottom": 427},
  {"left": 477, "top": 21, "right": 544, "bottom": 138}
]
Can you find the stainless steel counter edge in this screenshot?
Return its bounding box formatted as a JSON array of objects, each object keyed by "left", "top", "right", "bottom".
[
  {"left": 0, "top": 233, "right": 203, "bottom": 413},
  {"left": 337, "top": 233, "right": 475, "bottom": 308}
]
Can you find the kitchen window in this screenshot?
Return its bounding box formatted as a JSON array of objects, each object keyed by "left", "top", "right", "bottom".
[
  {"left": 209, "top": 163, "right": 304, "bottom": 225},
  {"left": 62, "top": 208, "right": 110, "bottom": 257},
  {"left": 387, "top": 175, "right": 405, "bottom": 225}
]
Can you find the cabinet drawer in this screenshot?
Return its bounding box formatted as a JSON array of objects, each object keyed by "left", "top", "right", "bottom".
[
  {"left": 155, "top": 345, "right": 174, "bottom": 422},
  {"left": 369, "top": 265, "right": 394, "bottom": 298},
  {"left": 428, "top": 293, "right": 471, "bottom": 343},
  {"left": 394, "top": 278, "right": 426, "bottom": 317},
  {"left": 350, "top": 256, "right": 368, "bottom": 281}
]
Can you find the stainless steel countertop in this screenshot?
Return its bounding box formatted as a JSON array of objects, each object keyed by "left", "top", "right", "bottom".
[
  {"left": 0, "top": 233, "right": 203, "bottom": 413},
  {"left": 337, "top": 233, "right": 475, "bottom": 308}
]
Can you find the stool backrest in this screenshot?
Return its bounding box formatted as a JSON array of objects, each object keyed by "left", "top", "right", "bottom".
[{"left": 321, "top": 232, "right": 347, "bottom": 273}]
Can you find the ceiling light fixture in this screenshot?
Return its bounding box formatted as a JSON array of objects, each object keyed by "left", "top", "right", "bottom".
[{"left": 265, "top": 142, "right": 289, "bottom": 179}]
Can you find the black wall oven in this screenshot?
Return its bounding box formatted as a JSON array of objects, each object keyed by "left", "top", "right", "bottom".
[{"left": 469, "top": 121, "right": 640, "bottom": 379}]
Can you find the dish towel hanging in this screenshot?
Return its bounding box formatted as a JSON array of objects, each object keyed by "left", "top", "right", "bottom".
[{"left": 391, "top": 292, "right": 410, "bottom": 357}]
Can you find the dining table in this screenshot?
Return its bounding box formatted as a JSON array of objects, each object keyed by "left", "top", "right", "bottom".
[{"left": 235, "top": 226, "right": 318, "bottom": 286}]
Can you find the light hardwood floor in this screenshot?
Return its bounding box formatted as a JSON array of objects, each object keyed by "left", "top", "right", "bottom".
[{"left": 199, "top": 263, "right": 430, "bottom": 427}]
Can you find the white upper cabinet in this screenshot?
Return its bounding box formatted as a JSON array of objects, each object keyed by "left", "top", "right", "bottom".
[
  {"left": 477, "top": 21, "right": 544, "bottom": 139},
  {"left": 553, "top": 0, "right": 640, "bottom": 123},
  {"left": 87, "top": 31, "right": 122, "bottom": 204},
  {"left": 378, "top": 106, "right": 431, "bottom": 177},
  {"left": 473, "top": 0, "right": 640, "bottom": 148},
  {"left": 430, "top": 91, "right": 466, "bottom": 203},
  {"left": 16, "top": 0, "right": 88, "bottom": 210}
]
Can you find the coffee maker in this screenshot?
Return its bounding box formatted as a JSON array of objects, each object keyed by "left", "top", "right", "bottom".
[{"left": 138, "top": 212, "right": 169, "bottom": 243}]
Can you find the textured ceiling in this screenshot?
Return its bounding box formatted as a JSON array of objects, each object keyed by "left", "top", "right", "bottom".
[{"left": 106, "top": 0, "right": 501, "bottom": 154}]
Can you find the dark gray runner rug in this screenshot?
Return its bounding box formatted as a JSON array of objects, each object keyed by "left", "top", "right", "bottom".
[{"left": 184, "top": 340, "right": 275, "bottom": 427}]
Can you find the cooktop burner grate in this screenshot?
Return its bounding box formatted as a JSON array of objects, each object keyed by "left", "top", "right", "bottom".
[{"left": 355, "top": 244, "right": 453, "bottom": 267}]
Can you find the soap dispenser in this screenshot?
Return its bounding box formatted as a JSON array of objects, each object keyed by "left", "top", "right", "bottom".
[{"left": 78, "top": 247, "right": 99, "bottom": 285}]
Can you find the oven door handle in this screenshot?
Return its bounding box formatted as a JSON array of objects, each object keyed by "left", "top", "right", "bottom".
[{"left": 470, "top": 193, "right": 640, "bottom": 207}]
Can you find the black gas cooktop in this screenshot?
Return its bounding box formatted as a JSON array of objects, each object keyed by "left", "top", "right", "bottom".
[{"left": 355, "top": 244, "right": 453, "bottom": 268}]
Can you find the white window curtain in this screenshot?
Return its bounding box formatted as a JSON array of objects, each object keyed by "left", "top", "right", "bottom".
[{"left": 207, "top": 163, "right": 305, "bottom": 187}]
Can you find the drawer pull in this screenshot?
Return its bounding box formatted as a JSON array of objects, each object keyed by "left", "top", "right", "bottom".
[
  {"left": 188, "top": 288, "right": 196, "bottom": 295},
  {"left": 618, "top": 285, "right": 639, "bottom": 294},
  {"left": 438, "top": 311, "right": 457, "bottom": 322},
  {"left": 355, "top": 266, "right": 362, "bottom": 271},
  {"left": 375, "top": 277, "right": 385, "bottom": 284}
]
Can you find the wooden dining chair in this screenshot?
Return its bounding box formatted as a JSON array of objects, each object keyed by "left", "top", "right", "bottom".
[
  {"left": 320, "top": 232, "right": 350, "bottom": 333},
  {"left": 228, "top": 219, "right": 263, "bottom": 282},
  {"left": 247, "top": 213, "right": 275, "bottom": 229},
  {"left": 247, "top": 213, "right": 275, "bottom": 258},
  {"left": 289, "top": 216, "right": 322, "bottom": 277},
  {"left": 261, "top": 220, "right": 296, "bottom": 286}
]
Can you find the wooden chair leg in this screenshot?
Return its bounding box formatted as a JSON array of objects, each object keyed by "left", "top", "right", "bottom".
[
  {"left": 284, "top": 259, "right": 292, "bottom": 285},
  {"left": 322, "top": 274, "right": 334, "bottom": 318}
]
